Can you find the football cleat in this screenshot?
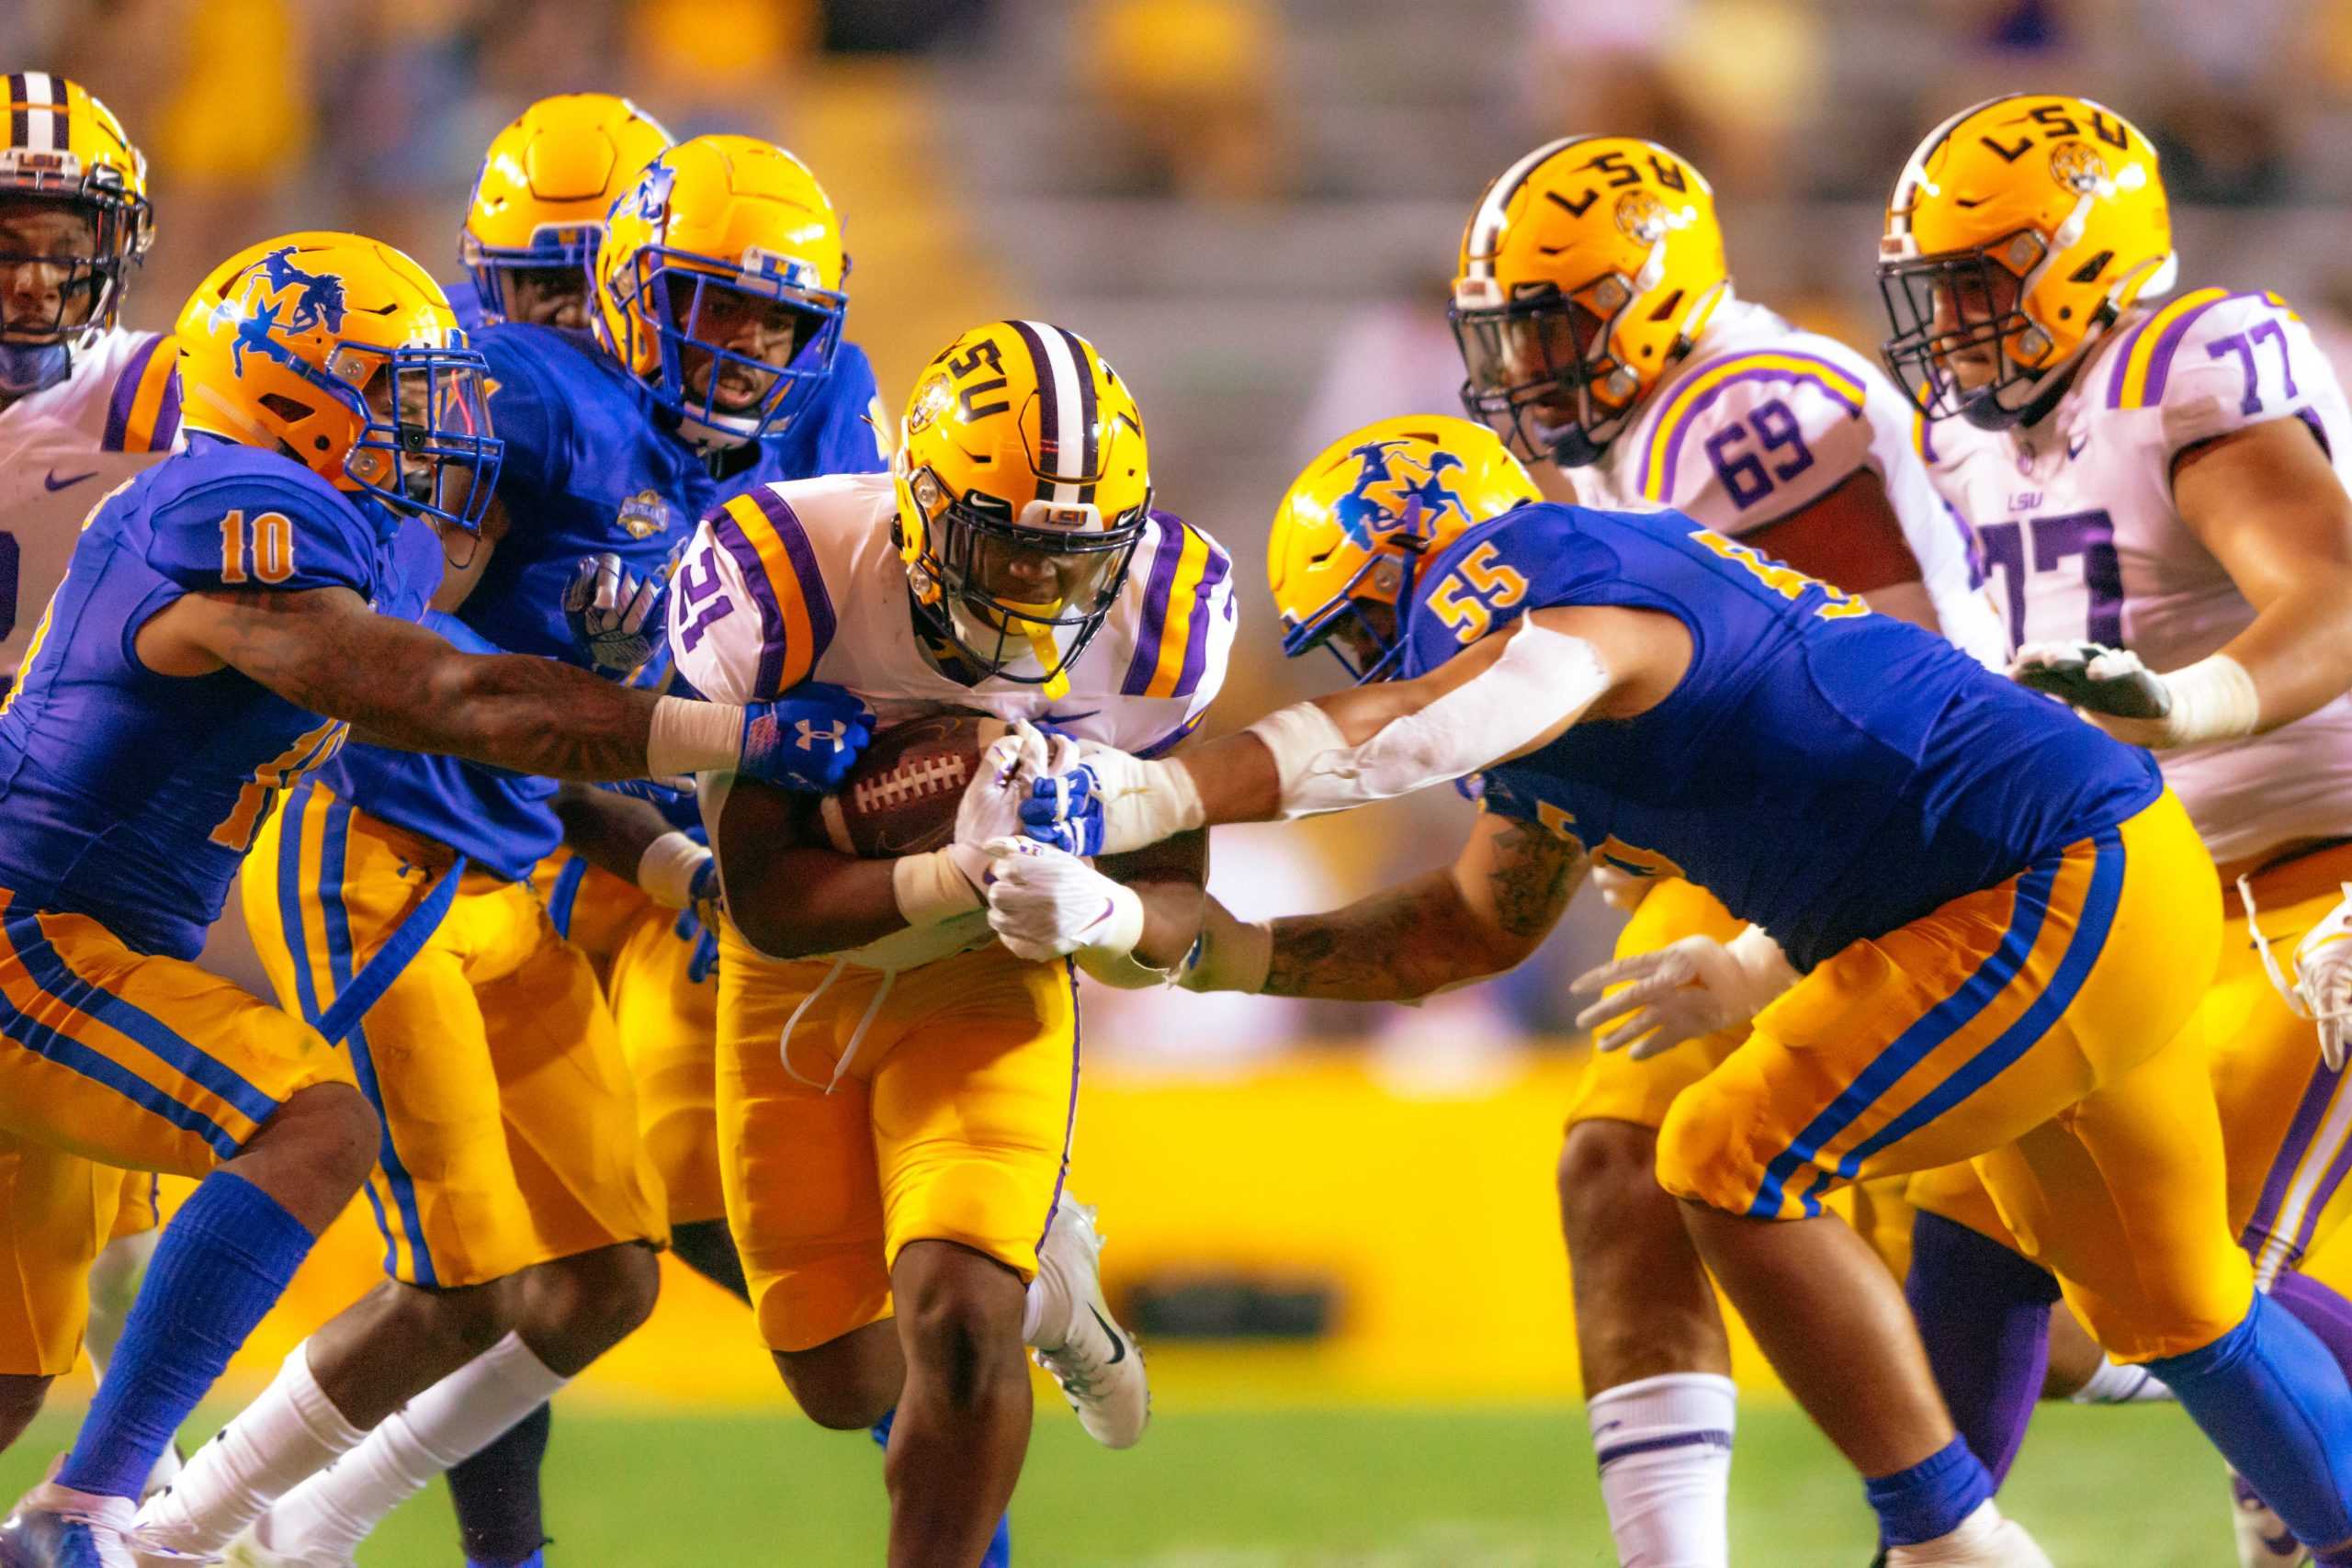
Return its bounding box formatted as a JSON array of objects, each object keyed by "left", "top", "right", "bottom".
[
  {"left": 0, "top": 1483, "right": 141, "bottom": 1568},
  {"left": 215, "top": 1519, "right": 344, "bottom": 1568},
  {"left": 1026, "top": 1197, "right": 1149, "bottom": 1450},
  {"left": 1883, "top": 1501, "right": 2054, "bottom": 1567}
]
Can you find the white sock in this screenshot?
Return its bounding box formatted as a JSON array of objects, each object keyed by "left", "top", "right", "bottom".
[
  {"left": 1021, "top": 1274, "right": 1051, "bottom": 1347},
  {"left": 2068, "top": 1354, "right": 2174, "bottom": 1404},
  {"left": 1587, "top": 1372, "right": 1736, "bottom": 1568},
  {"left": 83, "top": 1229, "right": 182, "bottom": 1500},
  {"left": 130, "top": 1339, "right": 368, "bottom": 1554},
  {"left": 1887, "top": 1499, "right": 2052, "bottom": 1567},
  {"left": 254, "top": 1332, "right": 569, "bottom": 1561}
]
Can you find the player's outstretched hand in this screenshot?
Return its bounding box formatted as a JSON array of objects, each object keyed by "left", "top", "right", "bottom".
[
  {"left": 1019, "top": 742, "right": 1173, "bottom": 857},
  {"left": 1570, "top": 929, "right": 1795, "bottom": 1060},
  {"left": 981, "top": 837, "right": 1144, "bottom": 963},
  {"left": 565, "top": 552, "right": 670, "bottom": 675},
  {"left": 2010, "top": 641, "right": 2172, "bottom": 722},
  {"left": 2246, "top": 879, "right": 2352, "bottom": 1071},
  {"left": 738, "top": 683, "right": 875, "bottom": 792}
]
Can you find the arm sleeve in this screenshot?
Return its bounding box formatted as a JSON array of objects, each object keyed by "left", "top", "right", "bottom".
[
  {"left": 2152, "top": 293, "right": 2339, "bottom": 458},
  {"left": 1642, "top": 355, "right": 1879, "bottom": 535},
  {"left": 140, "top": 476, "right": 381, "bottom": 596}
]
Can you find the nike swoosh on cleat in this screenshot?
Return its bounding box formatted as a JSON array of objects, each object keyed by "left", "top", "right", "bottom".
[
  {"left": 43, "top": 468, "right": 98, "bottom": 491},
  {"left": 1088, "top": 1303, "right": 1128, "bottom": 1364}
]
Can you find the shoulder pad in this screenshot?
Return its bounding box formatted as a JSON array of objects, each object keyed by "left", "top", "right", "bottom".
[
  {"left": 2101, "top": 288, "right": 2332, "bottom": 452},
  {"left": 95, "top": 332, "right": 184, "bottom": 456},
  {"left": 1115, "top": 513, "right": 1236, "bottom": 707},
  {"left": 140, "top": 454, "right": 386, "bottom": 599},
  {"left": 668, "top": 480, "right": 847, "bottom": 704}
]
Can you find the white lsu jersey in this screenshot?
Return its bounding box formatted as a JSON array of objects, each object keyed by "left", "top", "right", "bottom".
[
  {"left": 1923, "top": 286, "right": 2352, "bottom": 865},
  {"left": 1575, "top": 296, "right": 2006, "bottom": 668},
  {"left": 670, "top": 468, "right": 1238, "bottom": 965},
  {"left": 0, "top": 327, "right": 184, "bottom": 692}
]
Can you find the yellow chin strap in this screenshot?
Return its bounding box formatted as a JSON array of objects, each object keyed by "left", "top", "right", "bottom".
[{"left": 998, "top": 598, "right": 1072, "bottom": 700}]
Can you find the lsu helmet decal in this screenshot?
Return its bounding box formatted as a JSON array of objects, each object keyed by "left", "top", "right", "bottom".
[
  {"left": 593, "top": 134, "right": 846, "bottom": 450},
  {"left": 1453, "top": 136, "right": 1728, "bottom": 468},
  {"left": 895, "top": 320, "right": 1151, "bottom": 694},
  {"left": 0, "top": 72, "right": 154, "bottom": 394},
  {"left": 461, "top": 91, "right": 673, "bottom": 327},
  {"left": 1879, "top": 94, "right": 2173, "bottom": 430},
  {"left": 1271, "top": 413, "right": 1540, "bottom": 682},
  {"left": 177, "top": 231, "right": 503, "bottom": 530}
]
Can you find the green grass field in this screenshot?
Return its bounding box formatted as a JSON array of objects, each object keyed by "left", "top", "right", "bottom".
[{"left": 0, "top": 1398, "right": 2245, "bottom": 1565}]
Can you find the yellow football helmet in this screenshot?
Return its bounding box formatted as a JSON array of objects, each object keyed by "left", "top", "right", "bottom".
[
  {"left": 1271, "top": 414, "right": 1541, "bottom": 682},
  {"left": 460, "top": 92, "right": 672, "bottom": 328},
  {"left": 1879, "top": 94, "right": 2174, "bottom": 430},
  {"left": 593, "top": 133, "right": 845, "bottom": 449},
  {"left": 176, "top": 232, "right": 502, "bottom": 530},
  {"left": 1453, "top": 136, "right": 1727, "bottom": 468},
  {"left": 896, "top": 320, "right": 1152, "bottom": 694},
  {"left": 0, "top": 72, "right": 154, "bottom": 393}
]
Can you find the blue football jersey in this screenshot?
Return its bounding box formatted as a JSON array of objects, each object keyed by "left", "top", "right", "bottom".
[
  {"left": 320, "top": 321, "right": 889, "bottom": 880},
  {"left": 1402, "top": 503, "right": 2164, "bottom": 971},
  {"left": 0, "top": 435, "right": 438, "bottom": 959},
  {"left": 445, "top": 274, "right": 491, "bottom": 336}
]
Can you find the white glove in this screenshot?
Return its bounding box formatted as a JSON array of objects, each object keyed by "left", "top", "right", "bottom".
[
  {"left": 1568, "top": 926, "right": 1798, "bottom": 1060},
  {"left": 2244, "top": 877, "right": 2352, "bottom": 1071},
  {"left": 981, "top": 837, "right": 1145, "bottom": 964},
  {"left": 955, "top": 721, "right": 1053, "bottom": 849}
]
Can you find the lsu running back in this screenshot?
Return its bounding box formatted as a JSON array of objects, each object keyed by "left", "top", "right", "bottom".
[
  {"left": 455, "top": 91, "right": 673, "bottom": 332},
  {"left": 1880, "top": 94, "right": 2352, "bottom": 1562},
  {"left": 666, "top": 320, "right": 1228, "bottom": 1561}
]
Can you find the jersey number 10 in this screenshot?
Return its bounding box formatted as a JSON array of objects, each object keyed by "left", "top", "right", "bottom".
[{"left": 220, "top": 510, "right": 297, "bottom": 586}]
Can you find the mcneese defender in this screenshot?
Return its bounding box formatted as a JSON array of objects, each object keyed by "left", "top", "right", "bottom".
[
  {"left": 207, "top": 131, "right": 893, "bottom": 1568},
  {"left": 995, "top": 417, "right": 2352, "bottom": 1567},
  {"left": 0, "top": 73, "right": 181, "bottom": 1487},
  {"left": 1445, "top": 133, "right": 2004, "bottom": 1568},
  {"left": 0, "top": 230, "right": 822, "bottom": 1568},
  {"left": 137, "top": 141, "right": 881, "bottom": 1566},
  {"left": 1876, "top": 95, "right": 2352, "bottom": 1566},
  {"left": 670, "top": 321, "right": 1227, "bottom": 1566}
]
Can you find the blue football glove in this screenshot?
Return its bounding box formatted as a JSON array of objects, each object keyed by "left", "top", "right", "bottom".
[
  {"left": 1019, "top": 762, "right": 1108, "bottom": 857},
  {"left": 673, "top": 856, "right": 723, "bottom": 984},
  {"left": 594, "top": 774, "right": 694, "bottom": 805},
  {"left": 738, "top": 683, "right": 875, "bottom": 792},
  {"left": 564, "top": 552, "right": 669, "bottom": 675}
]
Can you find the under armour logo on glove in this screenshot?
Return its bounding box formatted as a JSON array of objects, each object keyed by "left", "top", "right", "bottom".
[{"left": 738, "top": 683, "right": 875, "bottom": 792}]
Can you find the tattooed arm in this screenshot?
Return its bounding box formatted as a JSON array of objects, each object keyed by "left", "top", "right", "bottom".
[
  {"left": 134, "top": 582, "right": 674, "bottom": 782},
  {"left": 1256, "top": 809, "right": 1586, "bottom": 1000}
]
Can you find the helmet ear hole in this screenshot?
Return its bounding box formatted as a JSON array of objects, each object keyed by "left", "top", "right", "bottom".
[
  {"left": 1645, "top": 288, "right": 1685, "bottom": 323},
  {"left": 258, "top": 392, "right": 311, "bottom": 422},
  {"left": 2068, "top": 250, "right": 2112, "bottom": 284}
]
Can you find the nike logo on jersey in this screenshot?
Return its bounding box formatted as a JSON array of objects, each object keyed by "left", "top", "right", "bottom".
[
  {"left": 42, "top": 468, "right": 97, "bottom": 491},
  {"left": 1088, "top": 1303, "right": 1128, "bottom": 1364},
  {"left": 2065, "top": 434, "right": 2088, "bottom": 460},
  {"left": 1042, "top": 709, "right": 1102, "bottom": 726}
]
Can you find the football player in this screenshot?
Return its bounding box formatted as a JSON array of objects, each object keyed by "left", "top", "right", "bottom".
[
  {"left": 1446, "top": 134, "right": 2005, "bottom": 1568},
  {"left": 995, "top": 415, "right": 2352, "bottom": 1568},
  {"left": 450, "top": 92, "right": 672, "bottom": 333},
  {"left": 0, "top": 72, "right": 183, "bottom": 1501},
  {"left": 0, "top": 230, "right": 842, "bottom": 1568},
  {"left": 664, "top": 320, "right": 1227, "bottom": 1564},
  {"left": 146, "top": 138, "right": 888, "bottom": 1568},
  {"left": 1877, "top": 94, "right": 2352, "bottom": 1566}
]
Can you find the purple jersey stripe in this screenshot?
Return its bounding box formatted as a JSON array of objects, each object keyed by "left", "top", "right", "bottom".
[
  {"left": 2140, "top": 291, "right": 2256, "bottom": 407},
  {"left": 2293, "top": 1113, "right": 2352, "bottom": 1262},
  {"left": 1647, "top": 356, "right": 1867, "bottom": 502},
  {"left": 1035, "top": 960, "right": 1081, "bottom": 1254},
  {"left": 1595, "top": 1429, "right": 1734, "bottom": 1471},
  {"left": 2243, "top": 1059, "right": 2346, "bottom": 1250},
  {"left": 152, "top": 357, "right": 184, "bottom": 449},
  {"left": 2102, "top": 307, "right": 2170, "bottom": 409},
  {"left": 1170, "top": 538, "right": 1233, "bottom": 700},
  {"left": 1122, "top": 514, "right": 1191, "bottom": 694},
  {"left": 710, "top": 504, "right": 790, "bottom": 700},
  {"left": 101, "top": 333, "right": 163, "bottom": 452},
  {"left": 749, "top": 486, "right": 837, "bottom": 671}
]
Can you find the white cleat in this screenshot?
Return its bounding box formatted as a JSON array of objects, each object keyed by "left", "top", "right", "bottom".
[
  {"left": 1026, "top": 1197, "right": 1150, "bottom": 1449},
  {"left": 216, "top": 1522, "right": 345, "bottom": 1568},
  {"left": 1885, "top": 1501, "right": 2054, "bottom": 1567}
]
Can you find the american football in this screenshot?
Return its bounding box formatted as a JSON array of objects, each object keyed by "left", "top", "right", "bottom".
[{"left": 818, "top": 713, "right": 1009, "bottom": 857}]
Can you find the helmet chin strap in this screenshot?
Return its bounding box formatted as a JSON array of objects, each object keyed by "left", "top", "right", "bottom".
[{"left": 949, "top": 595, "right": 1076, "bottom": 699}]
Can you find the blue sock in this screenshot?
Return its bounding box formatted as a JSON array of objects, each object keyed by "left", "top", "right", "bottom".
[
  {"left": 1905, "top": 1212, "right": 2062, "bottom": 1488},
  {"left": 56, "top": 1170, "right": 316, "bottom": 1498},
  {"left": 2151, "top": 1292, "right": 2352, "bottom": 1554},
  {"left": 867, "top": 1407, "right": 1012, "bottom": 1565},
  {"left": 1863, "top": 1436, "right": 1994, "bottom": 1549}
]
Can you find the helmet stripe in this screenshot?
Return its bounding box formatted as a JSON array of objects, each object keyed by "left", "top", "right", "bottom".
[
  {"left": 17, "top": 72, "right": 60, "bottom": 153},
  {"left": 1054, "top": 323, "right": 1100, "bottom": 504},
  {"left": 1465, "top": 136, "right": 1585, "bottom": 280},
  {"left": 6, "top": 74, "right": 27, "bottom": 152},
  {"left": 1013, "top": 319, "right": 1087, "bottom": 507}
]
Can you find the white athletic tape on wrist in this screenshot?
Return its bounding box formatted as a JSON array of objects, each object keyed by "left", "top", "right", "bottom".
[
  {"left": 2153, "top": 652, "right": 2260, "bottom": 746},
  {"left": 892, "top": 846, "right": 986, "bottom": 928},
  {"left": 647, "top": 694, "right": 747, "bottom": 776},
  {"left": 1251, "top": 625, "right": 1611, "bottom": 818},
  {"left": 636, "top": 831, "right": 709, "bottom": 909},
  {"left": 1112, "top": 755, "right": 1206, "bottom": 846},
  {"left": 1176, "top": 901, "right": 1274, "bottom": 994}
]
